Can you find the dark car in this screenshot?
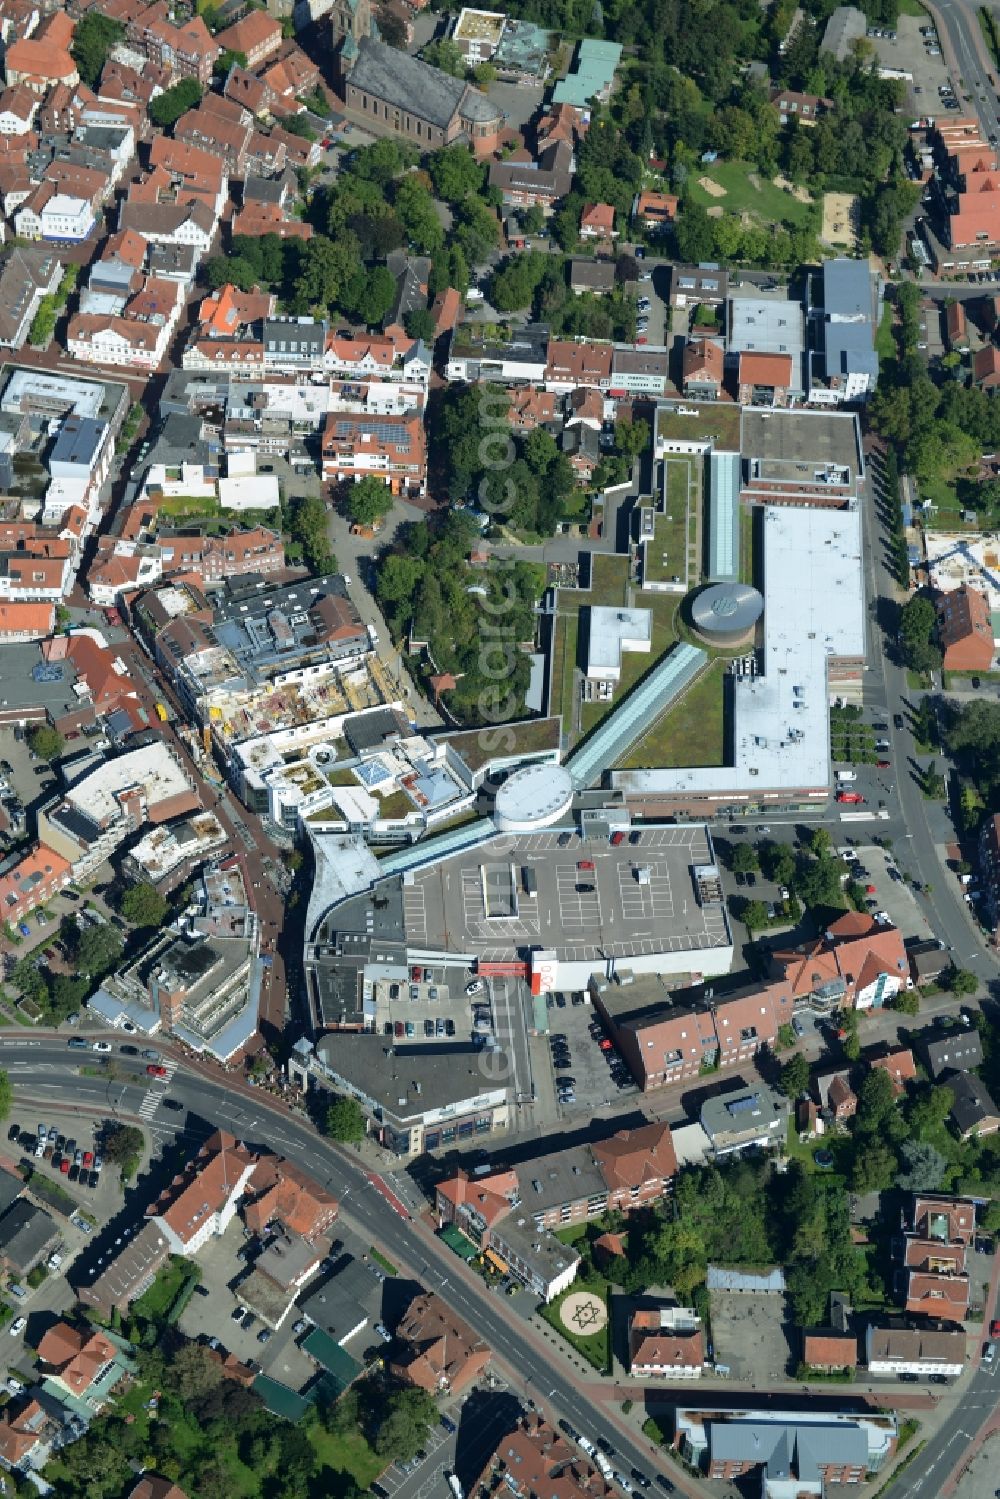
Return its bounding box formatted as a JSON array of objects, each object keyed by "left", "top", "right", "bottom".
[
  {"left": 597, "top": 1439, "right": 615, "bottom": 1457},
  {"left": 872, "top": 722, "right": 888, "bottom": 731},
  {"left": 87, "top": 1170, "right": 99, "bottom": 1188},
  {"left": 440, "top": 1416, "right": 457, "bottom": 1435},
  {"left": 631, "top": 1472, "right": 651, "bottom": 1489},
  {"left": 893, "top": 713, "right": 904, "bottom": 730},
  {"left": 67, "top": 1163, "right": 79, "bottom": 1182},
  {"left": 6, "top": 1124, "right": 18, "bottom": 1143},
  {"left": 654, "top": 1480, "right": 674, "bottom": 1494},
  {"left": 162, "top": 1099, "right": 183, "bottom": 1112},
  {"left": 119, "top": 1044, "right": 139, "bottom": 1055}
]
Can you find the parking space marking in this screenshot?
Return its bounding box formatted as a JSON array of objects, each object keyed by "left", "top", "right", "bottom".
[
  {"left": 460, "top": 870, "right": 539, "bottom": 942},
  {"left": 555, "top": 866, "right": 602, "bottom": 931},
  {"left": 617, "top": 861, "right": 674, "bottom": 922},
  {"left": 402, "top": 885, "right": 427, "bottom": 945}
]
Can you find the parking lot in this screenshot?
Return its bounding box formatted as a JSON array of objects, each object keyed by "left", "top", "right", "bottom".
[
  {"left": 542, "top": 994, "right": 639, "bottom": 1115},
  {"left": 710, "top": 1290, "right": 795, "bottom": 1383},
  {"left": 378, "top": 1386, "right": 521, "bottom": 1499},
  {"left": 866, "top": 14, "right": 956, "bottom": 113},
  {"left": 840, "top": 843, "right": 935, "bottom": 944}
]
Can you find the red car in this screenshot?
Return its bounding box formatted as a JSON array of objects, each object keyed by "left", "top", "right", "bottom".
[
  {"left": 610, "top": 831, "right": 625, "bottom": 846},
  {"left": 577, "top": 860, "right": 595, "bottom": 872},
  {"left": 146, "top": 1063, "right": 167, "bottom": 1078},
  {"left": 876, "top": 760, "right": 891, "bottom": 769},
  {"left": 991, "top": 1320, "right": 1000, "bottom": 1337},
  {"left": 836, "top": 791, "right": 864, "bottom": 804},
  {"left": 599, "top": 1038, "right": 613, "bottom": 1052},
  {"left": 59, "top": 1158, "right": 70, "bottom": 1173},
  {"left": 82, "top": 1151, "right": 93, "bottom": 1168}
]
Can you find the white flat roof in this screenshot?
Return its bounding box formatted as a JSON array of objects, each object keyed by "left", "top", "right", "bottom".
[
  {"left": 614, "top": 505, "right": 865, "bottom": 796},
  {"left": 66, "top": 742, "right": 192, "bottom": 825},
  {"left": 587, "top": 605, "right": 652, "bottom": 673}
]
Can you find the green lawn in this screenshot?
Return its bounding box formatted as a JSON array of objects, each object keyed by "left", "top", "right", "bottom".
[
  {"left": 540, "top": 1277, "right": 612, "bottom": 1373},
  {"left": 688, "top": 160, "right": 818, "bottom": 231},
  {"left": 875, "top": 305, "right": 895, "bottom": 362},
  {"left": 307, "top": 1419, "right": 387, "bottom": 1489},
  {"left": 644, "top": 459, "right": 693, "bottom": 587},
  {"left": 739, "top": 505, "right": 755, "bottom": 585},
  {"left": 897, "top": 0, "right": 927, "bottom": 13},
  {"left": 618, "top": 658, "right": 725, "bottom": 768},
  {"left": 917, "top": 474, "right": 982, "bottom": 530},
  {"left": 131, "top": 1257, "right": 192, "bottom": 1322},
  {"left": 557, "top": 613, "right": 580, "bottom": 733},
  {"left": 582, "top": 552, "right": 630, "bottom": 610},
  {"left": 657, "top": 403, "right": 742, "bottom": 453}
]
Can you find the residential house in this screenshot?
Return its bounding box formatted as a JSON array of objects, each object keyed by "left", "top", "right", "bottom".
[
  {"left": 489, "top": 139, "right": 572, "bottom": 208},
  {"left": 560, "top": 422, "right": 600, "bottom": 482},
  {"left": 321, "top": 410, "right": 426, "bottom": 496},
  {"left": 127, "top": 1479, "right": 190, "bottom": 1499},
  {"left": 119, "top": 199, "right": 216, "bottom": 257},
  {"left": 36, "top": 1321, "right": 130, "bottom": 1409},
  {"left": 768, "top": 912, "right": 910, "bottom": 1013},
  {"left": 632, "top": 190, "right": 678, "bottom": 231},
  {"left": 215, "top": 10, "right": 282, "bottom": 67},
  {"left": 0, "top": 1199, "right": 59, "bottom": 1277},
  {"left": 430, "top": 286, "right": 462, "bottom": 339},
  {"left": 242, "top": 1157, "right": 339, "bottom": 1239},
  {"left": 128, "top": 2, "right": 220, "bottom": 84},
  {"left": 508, "top": 386, "right": 556, "bottom": 431},
  {"left": 907, "top": 941, "right": 949, "bottom": 985},
  {"left": 580, "top": 202, "right": 616, "bottom": 241},
  {"left": 816, "top": 1069, "right": 857, "bottom": 1120},
  {"left": 922, "top": 1027, "right": 984, "bottom": 1079},
  {"left": 869, "top": 1046, "right": 917, "bottom": 1095},
  {"left": 569, "top": 259, "right": 616, "bottom": 296},
  {"left": 676, "top": 1404, "right": 897, "bottom": 1483},
  {"left": 737, "top": 351, "right": 794, "bottom": 407},
  {"left": 865, "top": 1326, "right": 966, "bottom": 1379},
  {"left": 230, "top": 198, "right": 313, "bottom": 241},
  {"left": 973, "top": 344, "right": 1000, "bottom": 387},
  {"left": 936, "top": 584, "right": 994, "bottom": 672},
  {"left": 147, "top": 1130, "right": 257, "bottom": 1255},
  {"left": 771, "top": 89, "right": 830, "bottom": 125},
  {"left": 67, "top": 275, "right": 184, "bottom": 370},
  {"left": 78, "top": 1220, "right": 172, "bottom": 1319},
  {"left": 611, "top": 347, "right": 669, "bottom": 397},
  {"left": 949, "top": 1072, "right": 1000, "bottom": 1139},
  {"left": 471, "top": 1417, "right": 612, "bottom": 1499},
  {"left": 0, "top": 601, "right": 54, "bottom": 642},
  {"left": 0, "top": 85, "right": 36, "bottom": 134},
  {"left": 545, "top": 338, "right": 612, "bottom": 392},
  {"left": 0, "top": 1398, "right": 53, "bottom": 1475},
  {"left": 14, "top": 184, "right": 95, "bottom": 243},
  {"left": 946, "top": 300, "right": 969, "bottom": 348},
  {"left": 0, "top": 843, "right": 71, "bottom": 924},
  {"left": 389, "top": 1291, "right": 491, "bottom": 1395},
  {"left": 802, "top": 1330, "right": 858, "bottom": 1371},
  {"left": 900, "top": 1194, "right": 975, "bottom": 1321},
  {"left": 224, "top": 66, "right": 279, "bottom": 120},
  {"left": 628, "top": 1305, "right": 703, "bottom": 1378},
  {"left": 682, "top": 338, "right": 725, "bottom": 399},
  {"left": 669, "top": 265, "right": 728, "bottom": 308},
  {"left": 700, "top": 1087, "right": 787, "bottom": 1157},
  {"left": 0, "top": 245, "right": 61, "bottom": 345}
]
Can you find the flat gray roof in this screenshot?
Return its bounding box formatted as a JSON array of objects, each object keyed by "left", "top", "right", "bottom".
[
  {"left": 316, "top": 1033, "right": 509, "bottom": 1117},
  {"left": 742, "top": 407, "right": 861, "bottom": 473},
  {"left": 403, "top": 824, "right": 731, "bottom": 966}
]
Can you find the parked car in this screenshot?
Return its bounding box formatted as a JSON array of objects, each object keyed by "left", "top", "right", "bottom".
[
  {"left": 9, "top": 1317, "right": 25, "bottom": 1338},
  {"left": 146, "top": 1064, "right": 167, "bottom": 1078}
]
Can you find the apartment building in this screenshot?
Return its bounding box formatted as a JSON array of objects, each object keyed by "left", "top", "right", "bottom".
[
  {"left": 0, "top": 843, "right": 71, "bottom": 924},
  {"left": 147, "top": 1130, "right": 257, "bottom": 1255},
  {"left": 128, "top": 2, "right": 220, "bottom": 83},
  {"left": 215, "top": 10, "right": 282, "bottom": 68},
  {"left": 320, "top": 410, "right": 427, "bottom": 496}
]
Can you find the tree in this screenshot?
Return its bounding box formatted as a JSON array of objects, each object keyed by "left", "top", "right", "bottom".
[
  {"left": 28, "top": 724, "right": 63, "bottom": 761},
  {"left": 103, "top": 1123, "right": 144, "bottom": 1179},
  {"left": 292, "top": 234, "right": 359, "bottom": 314},
  {"left": 428, "top": 145, "right": 485, "bottom": 203},
  {"left": 170, "top": 1340, "right": 225, "bottom": 1403},
  {"left": 12, "top": 958, "right": 46, "bottom": 1004},
  {"left": 344, "top": 476, "right": 394, "bottom": 528},
  {"left": 891, "top": 988, "right": 920, "bottom": 1015},
  {"left": 896, "top": 1140, "right": 948, "bottom": 1192},
  {"left": 421, "top": 38, "right": 464, "bottom": 76},
  {"left": 121, "top": 882, "right": 168, "bottom": 930},
  {"left": 325, "top": 1096, "right": 365, "bottom": 1142},
  {"left": 344, "top": 263, "right": 397, "bottom": 326},
  {"left": 372, "top": 1387, "right": 438, "bottom": 1459},
  {"left": 779, "top": 1052, "right": 809, "bottom": 1098},
  {"left": 148, "top": 78, "right": 202, "bottom": 129},
  {"left": 899, "top": 594, "right": 942, "bottom": 674},
  {"left": 740, "top": 898, "right": 769, "bottom": 932},
  {"left": 404, "top": 307, "right": 437, "bottom": 342},
  {"left": 731, "top": 842, "right": 759, "bottom": 875},
  {"left": 809, "top": 827, "right": 832, "bottom": 859},
  {"left": 760, "top": 840, "right": 796, "bottom": 886},
  {"left": 72, "top": 12, "right": 125, "bottom": 88},
  {"left": 944, "top": 965, "right": 978, "bottom": 996},
  {"left": 276, "top": 113, "right": 317, "bottom": 141},
  {"left": 850, "top": 1137, "right": 896, "bottom": 1193},
  {"left": 76, "top": 924, "right": 123, "bottom": 979}
]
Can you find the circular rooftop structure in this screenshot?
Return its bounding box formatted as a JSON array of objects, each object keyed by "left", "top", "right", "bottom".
[
  {"left": 691, "top": 581, "right": 764, "bottom": 647},
  {"left": 494, "top": 762, "right": 574, "bottom": 833}
]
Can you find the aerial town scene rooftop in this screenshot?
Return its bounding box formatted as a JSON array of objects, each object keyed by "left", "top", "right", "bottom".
[{"left": 0, "top": 0, "right": 993, "bottom": 1496}]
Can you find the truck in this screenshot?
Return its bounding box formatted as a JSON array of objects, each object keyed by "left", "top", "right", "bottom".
[
  {"left": 835, "top": 770, "right": 857, "bottom": 783},
  {"left": 594, "top": 1454, "right": 613, "bottom": 1480},
  {"left": 447, "top": 1474, "right": 465, "bottom": 1499}
]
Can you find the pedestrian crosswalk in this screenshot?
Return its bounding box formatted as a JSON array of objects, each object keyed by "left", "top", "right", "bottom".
[{"left": 137, "top": 1058, "right": 178, "bottom": 1119}]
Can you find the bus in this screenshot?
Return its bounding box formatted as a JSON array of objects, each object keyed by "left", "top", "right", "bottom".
[{"left": 447, "top": 1474, "right": 464, "bottom": 1499}]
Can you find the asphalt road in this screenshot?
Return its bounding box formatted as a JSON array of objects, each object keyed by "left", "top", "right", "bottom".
[
  {"left": 888, "top": 1354, "right": 1000, "bottom": 1499},
  {"left": 929, "top": 0, "right": 1000, "bottom": 138}
]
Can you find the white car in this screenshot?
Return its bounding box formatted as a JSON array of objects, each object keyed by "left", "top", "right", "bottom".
[
  {"left": 92, "top": 1041, "right": 112, "bottom": 1053},
  {"left": 465, "top": 980, "right": 484, "bottom": 996},
  {"left": 47, "top": 1252, "right": 63, "bottom": 1271},
  {"left": 6, "top": 1377, "right": 23, "bottom": 1395},
  {"left": 9, "top": 1317, "right": 25, "bottom": 1338}
]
